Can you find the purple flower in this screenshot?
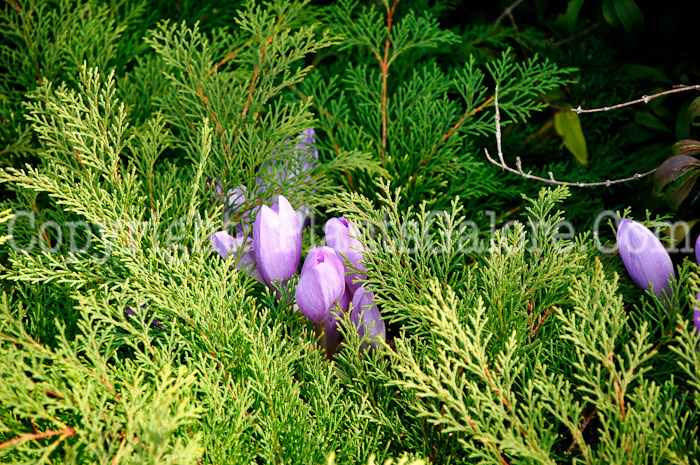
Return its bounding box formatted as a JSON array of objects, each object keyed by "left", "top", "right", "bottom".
[
  {"left": 695, "top": 234, "right": 700, "bottom": 266},
  {"left": 296, "top": 246, "right": 345, "bottom": 323},
  {"left": 253, "top": 195, "right": 302, "bottom": 290},
  {"left": 350, "top": 286, "right": 386, "bottom": 349},
  {"left": 617, "top": 218, "right": 676, "bottom": 299},
  {"left": 207, "top": 178, "right": 252, "bottom": 232},
  {"left": 325, "top": 217, "right": 366, "bottom": 294},
  {"left": 210, "top": 230, "right": 261, "bottom": 282}
]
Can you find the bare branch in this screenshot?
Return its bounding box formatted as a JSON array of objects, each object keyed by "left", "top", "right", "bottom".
[
  {"left": 485, "top": 86, "right": 657, "bottom": 188},
  {"left": 495, "top": 0, "right": 525, "bottom": 24},
  {"left": 573, "top": 84, "right": 700, "bottom": 114},
  {"left": 553, "top": 23, "right": 600, "bottom": 47}
]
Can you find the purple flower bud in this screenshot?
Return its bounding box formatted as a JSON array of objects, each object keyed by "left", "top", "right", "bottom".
[
  {"left": 617, "top": 218, "right": 676, "bottom": 298},
  {"left": 210, "top": 230, "right": 261, "bottom": 282},
  {"left": 350, "top": 286, "right": 386, "bottom": 349},
  {"left": 695, "top": 234, "right": 700, "bottom": 266},
  {"left": 296, "top": 246, "right": 345, "bottom": 323},
  {"left": 253, "top": 195, "right": 302, "bottom": 289},
  {"left": 325, "top": 217, "right": 366, "bottom": 294}
]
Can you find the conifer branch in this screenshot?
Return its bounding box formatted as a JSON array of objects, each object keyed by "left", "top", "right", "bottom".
[{"left": 408, "top": 95, "right": 493, "bottom": 189}]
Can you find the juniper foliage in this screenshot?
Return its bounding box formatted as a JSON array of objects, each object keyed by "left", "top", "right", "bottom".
[{"left": 1, "top": 1, "right": 699, "bottom": 464}]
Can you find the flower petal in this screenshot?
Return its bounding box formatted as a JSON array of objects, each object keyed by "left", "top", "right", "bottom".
[
  {"left": 350, "top": 287, "right": 386, "bottom": 349},
  {"left": 253, "top": 202, "right": 302, "bottom": 288},
  {"left": 325, "top": 217, "right": 367, "bottom": 293},
  {"left": 617, "top": 218, "right": 676, "bottom": 298},
  {"left": 296, "top": 263, "right": 344, "bottom": 323}
]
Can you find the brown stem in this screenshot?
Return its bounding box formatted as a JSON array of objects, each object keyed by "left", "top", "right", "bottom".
[
  {"left": 198, "top": 87, "right": 223, "bottom": 138},
  {"left": 379, "top": 0, "right": 400, "bottom": 155},
  {"left": 209, "top": 49, "right": 239, "bottom": 76},
  {"left": 529, "top": 306, "right": 554, "bottom": 342},
  {"left": 242, "top": 34, "right": 274, "bottom": 121},
  {"left": 565, "top": 409, "right": 596, "bottom": 453},
  {"left": 29, "top": 419, "right": 42, "bottom": 446},
  {"left": 0, "top": 427, "right": 76, "bottom": 450},
  {"left": 495, "top": 0, "right": 524, "bottom": 23},
  {"left": 613, "top": 375, "right": 626, "bottom": 420}
]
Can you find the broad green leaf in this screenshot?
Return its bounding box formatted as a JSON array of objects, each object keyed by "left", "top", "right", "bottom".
[
  {"left": 622, "top": 64, "right": 671, "bottom": 84},
  {"left": 602, "top": 0, "right": 620, "bottom": 27},
  {"left": 653, "top": 155, "right": 700, "bottom": 209},
  {"left": 634, "top": 111, "right": 670, "bottom": 133},
  {"left": 554, "top": 110, "right": 588, "bottom": 165},
  {"left": 689, "top": 96, "right": 700, "bottom": 126},
  {"left": 663, "top": 170, "right": 700, "bottom": 210},
  {"left": 613, "top": 0, "right": 645, "bottom": 33},
  {"left": 676, "top": 101, "right": 691, "bottom": 139},
  {"left": 653, "top": 155, "right": 700, "bottom": 191},
  {"left": 554, "top": 0, "right": 586, "bottom": 35}
]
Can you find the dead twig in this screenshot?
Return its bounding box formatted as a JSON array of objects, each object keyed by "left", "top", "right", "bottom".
[
  {"left": 484, "top": 85, "right": 658, "bottom": 187},
  {"left": 566, "top": 409, "right": 597, "bottom": 453},
  {"left": 572, "top": 84, "right": 700, "bottom": 114},
  {"left": 495, "top": 0, "right": 525, "bottom": 24}
]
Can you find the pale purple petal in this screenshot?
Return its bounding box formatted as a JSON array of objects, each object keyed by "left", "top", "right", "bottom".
[
  {"left": 350, "top": 287, "right": 386, "bottom": 349},
  {"left": 295, "top": 262, "right": 344, "bottom": 323},
  {"left": 617, "top": 218, "right": 676, "bottom": 298},
  {"left": 210, "top": 231, "right": 243, "bottom": 260},
  {"left": 253, "top": 195, "right": 302, "bottom": 288},
  {"left": 301, "top": 246, "right": 344, "bottom": 281},
  {"left": 210, "top": 231, "right": 261, "bottom": 282},
  {"left": 325, "top": 217, "right": 366, "bottom": 294}
]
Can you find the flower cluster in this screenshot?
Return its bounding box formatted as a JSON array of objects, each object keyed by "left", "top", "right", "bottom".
[
  {"left": 209, "top": 129, "right": 385, "bottom": 354},
  {"left": 296, "top": 219, "right": 386, "bottom": 353}
]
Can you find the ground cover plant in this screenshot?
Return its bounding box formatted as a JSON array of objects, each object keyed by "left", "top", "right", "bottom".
[{"left": 1, "top": 0, "right": 700, "bottom": 463}]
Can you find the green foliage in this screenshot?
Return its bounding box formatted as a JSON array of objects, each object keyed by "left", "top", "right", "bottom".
[{"left": 1, "top": 0, "right": 699, "bottom": 464}]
